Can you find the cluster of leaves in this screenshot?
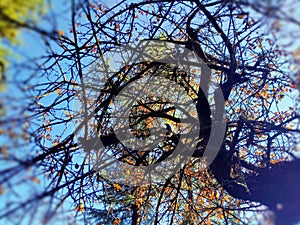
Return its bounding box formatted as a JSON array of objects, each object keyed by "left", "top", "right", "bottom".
[
  {"left": 0, "top": 0, "right": 45, "bottom": 87},
  {"left": 0, "top": 0, "right": 299, "bottom": 225}
]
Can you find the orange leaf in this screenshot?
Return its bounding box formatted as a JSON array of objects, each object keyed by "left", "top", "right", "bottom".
[
  {"left": 0, "top": 185, "right": 5, "bottom": 195},
  {"left": 31, "top": 177, "right": 41, "bottom": 184},
  {"left": 58, "top": 30, "right": 64, "bottom": 39},
  {"left": 114, "top": 183, "right": 122, "bottom": 191},
  {"left": 75, "top": 202, "right": 85, "bottom": 213},
  {"left": 237, "top": 13, "right": 247, "bottom": 19},
  {"left": 0, "top": 145, "right": 8, "bottom": 158},
  {"left": 113, "top": 218, "right": 121, "bottom": 225}
]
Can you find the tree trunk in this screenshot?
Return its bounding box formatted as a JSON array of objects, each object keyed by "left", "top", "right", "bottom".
[{"left": 209, "top": 148, "right": 300, "bottom": 225}]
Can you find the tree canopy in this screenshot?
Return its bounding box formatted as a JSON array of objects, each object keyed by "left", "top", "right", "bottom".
[
  {"left": 0, "top": 0, "right": 45, "bottom": 89},
  {"left": 0, "top": 0, "right": 299, "bottom": 225}
]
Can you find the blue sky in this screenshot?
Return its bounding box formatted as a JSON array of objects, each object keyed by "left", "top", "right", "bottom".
[
  {"left": 1, "top": 0, "right": 299, "bottom": 225},
  {"left": 0, "top": 2, "right": 77, "bottom": 225}
]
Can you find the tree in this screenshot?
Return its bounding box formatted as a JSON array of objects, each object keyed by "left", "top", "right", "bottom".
[
  {"left": 0, "top": 0, "right": 45, "bottom": 89},
  {"left": 0, "top": 0, "right": 299, "bottom": 225}
]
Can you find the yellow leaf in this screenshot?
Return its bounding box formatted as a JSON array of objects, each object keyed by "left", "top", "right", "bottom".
[
  {"left": 75, "top": 202, "right": 85, "bottom": 213},
  {"left": 114, "top": 183, "right": 122, "bottom": 191},
  {"left": 135, "top": 198, "right": 143, "bottom": 208},
  {"left": 237, "top": 14, "right": 247, "bottom": 19},
  {"left": 58, "top": 30, "right": 64, "bottom": 39}
]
